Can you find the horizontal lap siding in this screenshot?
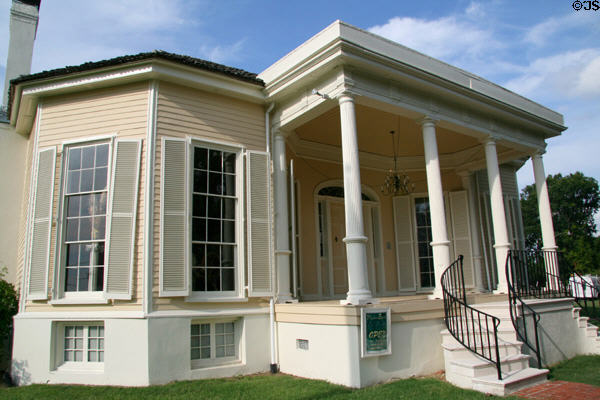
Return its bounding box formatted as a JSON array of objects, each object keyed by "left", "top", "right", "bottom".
[
  {"left": 25, "top": 83, "right": 149, "bottom": 312},
  {"left": 153, "top": 82, "right": 265, "bottom": 310}
]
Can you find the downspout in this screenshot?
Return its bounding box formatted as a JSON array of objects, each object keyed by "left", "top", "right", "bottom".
[{"left": 265, "top": 102, "right": 278, "bottom": 373}]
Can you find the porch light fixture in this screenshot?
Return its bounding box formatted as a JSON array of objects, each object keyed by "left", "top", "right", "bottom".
[{"left": 380, "top": 130, "right": 414, "bottom": 196}]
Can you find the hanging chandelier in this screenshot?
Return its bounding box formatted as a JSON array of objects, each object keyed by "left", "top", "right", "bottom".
[{"left": 380, "top": 130, "right": 414, "bottom": 196}]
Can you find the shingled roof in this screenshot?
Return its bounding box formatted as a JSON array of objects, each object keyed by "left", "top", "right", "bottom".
[{"left": 8, "top": 50, "right": 264, "bottom": 117}]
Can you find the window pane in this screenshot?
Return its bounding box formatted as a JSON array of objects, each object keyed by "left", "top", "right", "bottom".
[
  {"left": 207, "top": 219, "right": 220, "bottom": 242},
  {"left": 92, "top": 216, "right": 106, "bottom": 240},
  {"left": 222, "top": 268, "right": 234, "bottom": 291},
  {"left": 69, "top": 148, "right": 82, "bottom": 171},
  {"left": 82, "top": 147, "right": 95, "bottom": 169},
  {"left": 67, "top": 196, "right": 80, "bottom": 217},
  {"left": 78, "top": 267, "right": 89, "bottom": 291},
  {"left": 191, "top": 348, "right": 200, "bottom": 360},
  {"left": 65, "top": 268, "right": 77, "bottom": 292},
  {"left": 67, "top": 244, "right": 79, "bottom": 266},
  {"left": 194, "top": 147, "right": 207, "bottom": 170},
  {"left": 209, "top": 172, "right": 222, "bottom": 195},
  {"left": 209, "top": 150, "right": 222, "bottom": 172},
  {"left": 74, "top": 351, "right": 83, "bottom": 362},
  {"left": 66, "top": 219, "right": 79, "bottom": 242},
  {"left": 89, "top": 352, "right": 97, "bottom": 362},
  {"left": 191, "top": 336, "right": 200, "bottom": 348},
  {"left": 221, "top": 245, "right": 234, "bottom": 267},
  {"left": 94, "top": 193, "right": 107, "bottom": 215},
  {"left": 206, "top": 268, "right": 220, "bottom": 291},
  {"left": 92, "top": 267, "right": 104, "bottom": 291},
  {"left": 207, "top": 196, "right": 221, "bottom": 219},
  {"left": 222, "top": 221, "right": 235, "bottom": 243},
  {"left": 215, "top": 323, "right": 224, "bottom": 334},
  {"left": 80, "top": 169, "right": 94, "bottom": 192},
  {"left": 67, "top": 171, "right": 80, "bottom": 194},
  {"left": 79, "top": 217, "right": 92, "bottom": 241},
  {"left": 216, "top": 335, "right": 224, "bottom": 346},
  {"left": 223, "top": 198, "right": 235, "bottom": 220},
  {"left": 192, "top": 244, "right": 205, "bottom": 267},
  {"left": 224, "top": 322, "right": 234, "bottom": 334},
  {"left": 192, "top": 218, "right": 206, "bottom": 242},
  {"left": 93, "top": 243, "right": 105, "bottom": 265},
  {"left": 80, "top": 244, "right": 91, "bottom": 265},
  {"left": 80, "top": 194, "right": 93, "bottom": 216},
  {"left": 191, "top": 324, "right": 199, "bottom": 335},
  {"left": 94, "top": 167, "right": 108, "bottom": 191},
  {"left": 194, "top": 170, "right": 207, "bottom": 193},
  {"left": 191, "top": 267, "right": 205, "bottom": 292},
  {"left": 201, "top": 348, "right": 211, "bottom": 359},
  {"left": 201, "top": 335, "right": 210, "bottom": 346},
  {"left": 193, "top": 194, "right": 206, "bottom": 217},
  {"left": 200, "top": 324, "right": 210, "bottom": 335},
  {"left": 206, "top": 245, "right": 220, "bottom": 267},
  {"left": 223, "top": 174, "right": 235, "bottom": 196},
  {"left": 96, "top": 144, "right": 109, "bottom": 167},
  {"left": 223, "top": 152, "right": 235, "bottom": 173}
]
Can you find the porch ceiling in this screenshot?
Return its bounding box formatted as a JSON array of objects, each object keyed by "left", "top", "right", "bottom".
[{"left": 294, "top": 103, "right": 510, "bottom": 160}]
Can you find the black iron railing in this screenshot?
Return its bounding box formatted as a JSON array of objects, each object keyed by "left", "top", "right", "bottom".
[
  {"left": 505, "top": 249, "right": 571, "bottom": 368},
  {"left": 570, "top": 272, "right": 600, "bottom": 324},
  {"left": 442, "top": 255, "right": 503, "bottom": 380}
]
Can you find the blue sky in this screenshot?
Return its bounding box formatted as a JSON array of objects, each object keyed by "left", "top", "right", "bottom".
[{"left": 1, "top": 0, "right": 599, "bottom": 228}]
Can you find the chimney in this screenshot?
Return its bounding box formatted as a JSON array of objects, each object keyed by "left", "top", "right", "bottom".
[{"left": 2, "top": 0, "right": 41, "bottom": 108}]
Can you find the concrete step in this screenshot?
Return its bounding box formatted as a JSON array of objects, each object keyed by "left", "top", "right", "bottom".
[
  {"left": 578, "top": 316, "right": 590, "bottom": 328},
  {"left": 442, "top": 339, "right": 523, "bottom": 360},
  {"left": 572, "top": 307, "right": 582, "bottom": 319},
  {"left": 471, "top": 367, "right": 549, "bottom": 396},
  {"left": 448, "top": 353, "right": 531, "bottom": 378},
  {"left": 586, "top": 325, "right": 599, "bottom": 337},
  {"left": 441, "top": 328, "right": 518, "bottom": 344}
]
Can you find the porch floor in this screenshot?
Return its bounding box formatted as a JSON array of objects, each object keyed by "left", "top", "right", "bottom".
[{"left": 275, "top": 292, "right": 508, "bottom": 326}]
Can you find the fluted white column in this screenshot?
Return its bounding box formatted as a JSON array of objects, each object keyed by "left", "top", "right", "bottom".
[
  {"left": 273, "top": 131, "right": 293, "bottom": 302},
  {"left": 532, "top": 152, "right": 557, "bottom": 251},
  {"left": 460, "top": 173, "right": 486, "bottom": 292},
  {"left": 421, "top": 117, "right": 451, "bottom": 299},
  {"left": 532, "top": 151, "right": 559, "bottom": 289},
  {"left": 338, "top": 93, "right": 373, "bottom": 305},
  {"left": 483, "top": 138, "right": 510, "bottom": 293}
]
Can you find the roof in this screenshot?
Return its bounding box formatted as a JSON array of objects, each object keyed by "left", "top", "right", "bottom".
[{"left": 8, "top": 50, "right": 264, "bottom": 116}]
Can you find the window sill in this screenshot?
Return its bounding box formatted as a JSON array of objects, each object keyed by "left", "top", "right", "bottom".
[
  {"left": 54, "top": 363, "right": 104, "bottom": 373},
  {"left": 191, "top": 359, "right": 242, "bottom": 370},
  {"left": 185, "top": 296, "right": 248, "bottom": 303},
  {"left": 50, "top": 296, "right": 109, "bottom": 305}
]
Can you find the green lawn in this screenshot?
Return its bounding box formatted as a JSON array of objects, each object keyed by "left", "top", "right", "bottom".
[
  {"left": 2, "top": 355, "right": 599, "bottom": 400},
  {"left": 548, "top": 355, "right": 600, "bottom": 386}
]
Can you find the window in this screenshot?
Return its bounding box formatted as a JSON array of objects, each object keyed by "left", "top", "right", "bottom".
[
  {"left": 63, "top": 143, "right": 110, "bottom": 293},
  {"left": 190, "top": 320, "right": 239, "bottom": 367},
  {"left": 191, "top": 145, "right": 239, "bottom": 294},
  {"left": 415, "top": 197, "right": 434, "bottom": 288},
  {"left": 57, "top": 323, "right": 104, "bottom": 369}
]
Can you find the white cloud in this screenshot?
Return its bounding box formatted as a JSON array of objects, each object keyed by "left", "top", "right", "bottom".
[
  {"left": 368, "top": 15, "right": 498, "bottom": 62},
  {"left": 525, "top": 13, "right": 598, "bottom": 47},
  {"left": 504, "top": 49, "right": 600, "bottom": 100},
  {"left": 465, "top": 1, "right": 485, "bottom": 19},
  {"left": 197, "top": 39, "right": 246, "bottom": 65}
]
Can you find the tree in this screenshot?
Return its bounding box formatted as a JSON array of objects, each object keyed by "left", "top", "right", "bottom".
[{"left": 520, "top": 172, "right": 600, "bottom": 274}]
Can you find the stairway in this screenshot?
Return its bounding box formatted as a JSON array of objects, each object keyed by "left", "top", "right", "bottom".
[
  {"left": 572, "top": 307, "right": 600, "bottom": 354},
  {"left": 442, "top": 301, "right": 548, "bottom": 396}
]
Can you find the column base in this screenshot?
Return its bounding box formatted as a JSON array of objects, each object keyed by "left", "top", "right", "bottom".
[
  {"left": 340, "top": 291, "right": 378, "bottom": 305},
  {"left": 428, "top": 287, "right": 444, "bottom": 300},
  {"left": 493, "top": 284, "right": 509, "bottom": 295},
  {"left": 276, "top": 295, "right": 297, "bottom": 304}
]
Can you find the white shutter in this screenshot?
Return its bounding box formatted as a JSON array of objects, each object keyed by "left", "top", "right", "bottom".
[
  {"left": 393, "top": 196, "right": 416, "bottom": 291},
  {"left": 247, "top": 150, "right": 274, "bottom": 297},
  {"left": 27, "top": 147, "right": 56, "bottom": 300},
  {"left": 159, "top": 137, "right": 189, "bottom": 296},
  {"left": 450, "top": 191, "right": 474, "bottom": 286},
  {"left": 105, "top": 140, "right": 141, "bottom": 299}
]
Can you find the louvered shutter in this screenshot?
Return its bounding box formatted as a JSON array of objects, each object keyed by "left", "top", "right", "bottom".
[
  {"left": 27, "top": 147, "right": 56, "bottom": 300},
  {"left": 160, "top": 137, "right": 188, "bottom": 296},
  {"left": 393, "top": 196, "right": 416, "bottom": 291},
  {"left": 105, "top": 140, "right": 141, "bottom": 299},
  {"left": 247, "top": 150, "right": 274, "bottom": 297},
  {"left": 450, "top": 191, "right": 474, "bottom": 286}
]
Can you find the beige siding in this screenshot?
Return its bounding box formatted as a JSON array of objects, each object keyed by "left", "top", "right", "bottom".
[
  {"left": 24, "top": 82, "right": 149, "bottom": 312},
  {"left": 153, "top": 82, "right": 266, "bottom": 310}
]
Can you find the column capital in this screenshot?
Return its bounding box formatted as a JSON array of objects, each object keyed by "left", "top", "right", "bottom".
[
  {"left": 418, "top": 116, "right": 438, "bottom": 127},
  {"left": 480, "top": 135, "right": 497, "bottom": 146},
  {"left": 273, "top": 129, "right": 290, "bottom": 139},
  {"left": 336, "top": 91, "right": 355, "bottom": 104},
  {"left": 531, "top": 148, "right": 546, "bottom": 158}
]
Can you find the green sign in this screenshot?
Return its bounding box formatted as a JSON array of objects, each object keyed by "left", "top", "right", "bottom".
[{"left": 365, "top": 311, "right": 388, "bottom": 352}]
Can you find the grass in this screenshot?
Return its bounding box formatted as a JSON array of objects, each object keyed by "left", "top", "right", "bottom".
[
  {"left": 2, "top": 355, "right": 599, "bottom": 400},
  {"left": 548, "top": 355, "right": 600, "bottom": 386},
  {"left": 0, "top": 373, "right": 518, "bottom": 400}
]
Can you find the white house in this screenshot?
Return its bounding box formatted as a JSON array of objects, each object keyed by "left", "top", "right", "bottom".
[{"left": 3, "top": 3, "right": 598, "bottom": 395}]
